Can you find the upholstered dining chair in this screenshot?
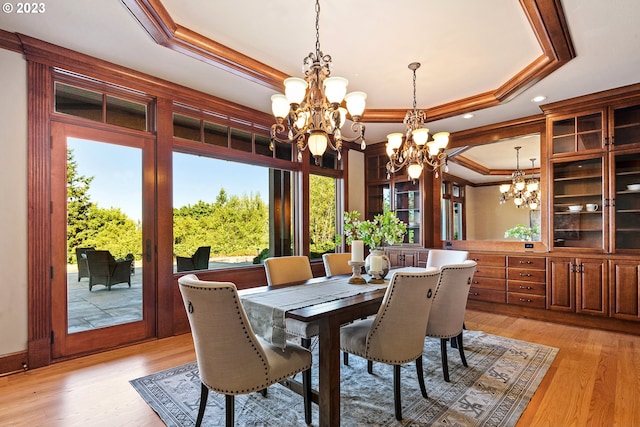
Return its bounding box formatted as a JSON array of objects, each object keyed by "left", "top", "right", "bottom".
[
  {"left": 178, "top": 274, "right": 313, "bottom": 427},
  {"left": 426, "top": 249, "right": 468, "bottom": 269},
  {"left": 422, "top": 260, "right": 477, "bottom": 382},
  {"left": 263, "top": 256, "right": 318, "bottom": 349},
  {"left": 321, "top": 252, "right": 352, "bottom": 277},
  {"left": 340, "top": 269, "right": 440, "bottom": 421}
]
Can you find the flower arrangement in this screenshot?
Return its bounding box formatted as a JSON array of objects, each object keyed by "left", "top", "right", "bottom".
[
  {"left": 343, "top": 210, "right": 407, "bottom": 249},
  {"left": 504, "top": 224, "right": 540, "bottom": 241}
]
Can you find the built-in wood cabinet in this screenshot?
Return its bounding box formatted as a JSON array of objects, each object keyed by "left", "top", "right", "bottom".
[
  {"left": 547, "top": 96, "right": 640, "bottom": 254},
  {"left": 507, "top": 256, "right": 546, "bottom": 308},
  {"left": 546, "top": 256, "right": 608, "bottom": 316},
  {"left": 467, "top": 253, "right": 507, "bottom": 303},
  {"left": 609, "top": 259, "right": 640, "bottom": 321}
]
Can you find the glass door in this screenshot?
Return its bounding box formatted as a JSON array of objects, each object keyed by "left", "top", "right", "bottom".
[
  {"left": 50, "top": 122, "right": 156, "bottom": 358},
  {"left": 612, "top": 151, "right": 640, "bottom": 252}
]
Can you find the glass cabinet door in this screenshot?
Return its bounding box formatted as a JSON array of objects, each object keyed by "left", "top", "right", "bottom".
[
  {"left": 394, "top": 180, "right": 420, "bottom": 244},
  {"left": 552, "top": 157, "right": 605, "bottom": 250},
  {"left": 612, "top": 103, "right": 640, "bottom": 150},
  {"left": 551, "top": 111, "right": 604, "bottom": 155},
  {"left": 612, "top": 151, "right": 640, "bottom": 251}
]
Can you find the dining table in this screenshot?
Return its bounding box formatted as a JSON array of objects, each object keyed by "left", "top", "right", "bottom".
[{"left": 239, "top": 274, "right": 389, "bottom": 427}]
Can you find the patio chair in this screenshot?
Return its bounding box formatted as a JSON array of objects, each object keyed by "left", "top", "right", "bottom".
[
  {"left": 75, "top": 247, "right": 94, "bottom": 282},
  {"left": 176, "top": 246, "right": 211, "bottom": 272},
  {"left": 86, "top": 250, "right": 133, "bottom": 291}
]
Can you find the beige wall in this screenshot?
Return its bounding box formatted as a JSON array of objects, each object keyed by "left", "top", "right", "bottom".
[
  {"left": 466, "top": 184, "right": 531, "bottom": 240},
  {"left": 0, "top": 49, "right": 28, "bottom": 356}
]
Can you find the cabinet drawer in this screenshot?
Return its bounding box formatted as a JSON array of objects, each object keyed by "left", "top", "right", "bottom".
[
  {"left": 508, "top": 292, "right": 546, "bottom": 309},
  {"left": 474, "top": 265, "right": 506, "bottom": 279},
  {"left": 470, "top": 277, "right": 506, "bottom": 291},
  {"left": 508, "top": 256, "right": 546, "bottom": 269},
  {"left": 508, "top": 269, "right": 546, "bottom": 283},
  {"left": 468, "top": 253, "right": 506, "bottom": 267},
  {"left": 508, "top": 280, "right": 546, "bottom": 295},
  {"left": 469, "top": 287, "right": 506, "bottom": 303}
]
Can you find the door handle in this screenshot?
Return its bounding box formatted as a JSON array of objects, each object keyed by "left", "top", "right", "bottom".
[{"left": 146, "top": 239, "right": 152, "bottom": 262}]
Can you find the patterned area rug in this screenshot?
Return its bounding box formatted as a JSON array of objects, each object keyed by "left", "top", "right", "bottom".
[{"left": 130, "top": 330, "right": 557, "bottom": 426}]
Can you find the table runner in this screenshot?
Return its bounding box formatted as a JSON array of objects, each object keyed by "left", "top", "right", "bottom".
[{"left": 241, "top": 277, "right": 387, "bottom": 348}]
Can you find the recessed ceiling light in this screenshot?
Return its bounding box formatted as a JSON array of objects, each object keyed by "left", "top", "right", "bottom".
[
  {"left": 531, "top": 95, "right": 547, "bottom": 103},
  {"left": 463, "top": 113, "right": 474, "bottom": 119}
]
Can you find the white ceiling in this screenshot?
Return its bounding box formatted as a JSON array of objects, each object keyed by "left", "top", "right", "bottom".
[{"left": 1, "top": 0, "right": 639, "bottom": 178}]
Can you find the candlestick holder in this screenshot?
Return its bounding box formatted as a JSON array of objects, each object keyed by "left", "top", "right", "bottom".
[
  {"left": 347, "top": 260, "right": 366, "bottom": 284},
  {"left": 368, "top": 270, "right": 385, "bottom": 284}
]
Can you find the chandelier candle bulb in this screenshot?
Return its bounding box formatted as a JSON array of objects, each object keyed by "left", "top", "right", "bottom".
[{"left": 351, "top": 240, "right": 364, "bottom": 262}]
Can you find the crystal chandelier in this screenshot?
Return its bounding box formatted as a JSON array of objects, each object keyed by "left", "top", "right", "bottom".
[
  {"left": 385, "top": 62, "right": 450, "bottom": 180},
  {"left": 269, "top": 0, "right": 366, "bottom": 165},
  {"left": 499, "top": 146, "right": 540, "bottom": 209}
]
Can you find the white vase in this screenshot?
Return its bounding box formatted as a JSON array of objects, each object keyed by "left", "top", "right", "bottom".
[{"left": 365, "top": 248, "right": 390, "bottom": 279}]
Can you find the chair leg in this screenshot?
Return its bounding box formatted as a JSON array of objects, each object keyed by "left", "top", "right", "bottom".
[
  {"left": 415, "top": 356, "right": 428, "bottom": 398},
  {"left": 456, "top": 332, "right": 468, "bottom": 367},
  {"left": 343, "top": 351, "right": 349, "bottom": 366},
  {"left": 260, "top": 388, "right": 267, "bottom": 397},
  {"left": 440, "top": 338, "right": 450, "bottom": 382},
  {"left": 225, "top": 394, "right": 235, "bottom": 427},
  {"left": 301, "top": 337, "right": 311, "bottom": 349},
  {"left": 303, "top": 367, "right": 312, "bottom": 425},
  {"left": 393, "top": 364, "right": 402, "bottom": 421},
  {"left": 367, "top": 360, "right": 373, "bottom": 374},
  {"left": 195, "top": 382, "right": 208, "bottom": 427}
]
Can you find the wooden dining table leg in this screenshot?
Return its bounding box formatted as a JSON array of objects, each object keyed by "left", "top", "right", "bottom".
[{"left": 317, "top": 315, "right": 341, "bottom": 427}]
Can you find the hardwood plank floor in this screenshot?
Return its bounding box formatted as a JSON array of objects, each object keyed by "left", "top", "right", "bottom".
[{"left": 0, "top": 310, "right": 638, "bottom": 426}]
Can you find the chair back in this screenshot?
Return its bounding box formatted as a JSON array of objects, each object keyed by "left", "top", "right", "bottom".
[
  {"left": 264, "top": 256, "right": 313, "bottom": 286},
  {"left": 192, "top": 246, "right": 211, "bottom": 270},
  {"left": 426, "top": 249, "right": 468, "bottom": 269},
  {"left": 178, "top": 274, "right": 272, "bottom": 394},
  {"left": 322, "top": 253, "right": 352, "bottom": 277},
  {"left": 366, "top": 268, "right": 440, "bottom": 364},
  {"left": 85, "top": 250, "right": 112, "bottom": 279},
  {"left": 426, "top": 260, "right": 477, "bottom": 339}
]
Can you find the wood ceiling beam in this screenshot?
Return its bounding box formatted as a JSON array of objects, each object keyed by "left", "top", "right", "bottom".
[{"left": 121, "top": 0, "right": 575, "bottom": 123}]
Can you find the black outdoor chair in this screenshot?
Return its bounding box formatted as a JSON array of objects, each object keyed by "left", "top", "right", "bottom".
[
  {"left": 86, "top": 250, "right": 133, "bottom": 291},
  {"left": 176, "top": 246, "right": 211, "bottom": 272},
  {"left": 75, "top": 247, "right": 94, "bottom": 282}
]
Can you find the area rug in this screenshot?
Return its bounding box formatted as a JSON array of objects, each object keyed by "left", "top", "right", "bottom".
[{"left": 130, "top": 330, "right": 557, "bottom": 426}]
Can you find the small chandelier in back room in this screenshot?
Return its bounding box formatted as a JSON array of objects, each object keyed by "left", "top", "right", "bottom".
[
  {"left": 385, "top": 62, "right": 450, "bottom": 180},
  {"left": 499, "top": 146, "right": 540, "bottom": 209},
  {"left": 269, "top": 0, "right": 367, "bottom": 165}
]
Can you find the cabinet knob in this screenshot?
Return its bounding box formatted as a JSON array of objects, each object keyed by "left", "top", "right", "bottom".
[
  {"left": 469, "top": 292, "right": 479, "bottom": 296},
  {"left": 519, "top": 298, "right": 533, "bottom": 303},
  {"left": 472, "top": 280, "right": 479, "bottom": 284},
  {"left": 519, "top": 260, "right": 533, "bottom": 264},
  {"left": 519, "top": 285, "right": 533, "bottom": 290},
  {"left": 519, "top": 273, "right": 532, "bottom": 277}
]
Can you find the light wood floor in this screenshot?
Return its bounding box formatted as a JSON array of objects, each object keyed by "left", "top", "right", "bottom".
[{"left": 0, "top": 310, "right": 638, "bottom": 426}]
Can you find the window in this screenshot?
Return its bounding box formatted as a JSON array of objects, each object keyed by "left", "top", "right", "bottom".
[
  {"left": 55, "top": 82, "right": 148, "bottom": 131},
  {"left": 172, "top": 152, "right": 294, "bottom": 271},
  {"left": 309, "top": 174, "right": 338, "bottom": 259}
]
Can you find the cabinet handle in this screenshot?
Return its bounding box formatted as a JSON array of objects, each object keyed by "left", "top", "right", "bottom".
[
  {"left": 469, "top": 292, "right": 479, "bottom": 296},
  {"left": 519, "top": 273, "right": 532, "bottom": 277},
  {"left": 519, "top": 298, "right": 533, "bottom": 303},
  {"left": 519, "top": 285, "right": 533, "bottom": 290},
  {"left": 519, "top": 260, "right": 533, "bottom": 264},
  {"left": 471, "top": 258, "right": 479, "bottom": 261},
  {"left": 472, "top": 280, "right": 480, "bottom": 284}
]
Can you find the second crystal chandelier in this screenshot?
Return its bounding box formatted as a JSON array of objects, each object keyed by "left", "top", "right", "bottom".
[
  {"left": 386, "top": 62, "right": 450, "bottom": 180},
  {"left": 499, "top": 146, "right": 540, "bottom": 209}
]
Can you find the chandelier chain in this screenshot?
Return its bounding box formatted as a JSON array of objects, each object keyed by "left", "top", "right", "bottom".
[{"left": 314, "top": 0, "right": 321, "bottom": 57}]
